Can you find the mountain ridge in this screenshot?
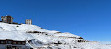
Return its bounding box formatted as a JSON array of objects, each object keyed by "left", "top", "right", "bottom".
[{"left": 0, "top": 22, "right": 110, "bottom": 49}]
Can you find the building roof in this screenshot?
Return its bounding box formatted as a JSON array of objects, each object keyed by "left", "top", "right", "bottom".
[{"left": 1, "top": 15, "right": 13, "bottom": 19}]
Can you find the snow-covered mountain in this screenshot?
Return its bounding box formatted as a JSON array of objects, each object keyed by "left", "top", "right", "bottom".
[{"left": 0, "top": 22, "right": 110, "bottom": 49}]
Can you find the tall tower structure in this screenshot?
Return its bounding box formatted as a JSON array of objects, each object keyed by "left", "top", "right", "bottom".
[{"left": 25, "top": 19, "right": 32, "bottom": 25}]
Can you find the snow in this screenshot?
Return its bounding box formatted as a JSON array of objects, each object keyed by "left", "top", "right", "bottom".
[
  {"left": 0, "top": 22, "right": 110, "bottom": 49},
  {"left": 54, "top": 32, "right": 80, "bottom": 38},
  {"left": 78, "top": 42, "right": 111, "bottom": 49}
]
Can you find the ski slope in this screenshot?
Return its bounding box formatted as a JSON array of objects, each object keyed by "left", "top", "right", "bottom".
[{"left": 0, "top": 22, "right": 110, "bottom": 49}]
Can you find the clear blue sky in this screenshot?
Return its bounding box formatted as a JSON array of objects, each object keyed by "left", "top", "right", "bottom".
[{"left": 0, "top": 0, "right": 111, "bottom": 41}]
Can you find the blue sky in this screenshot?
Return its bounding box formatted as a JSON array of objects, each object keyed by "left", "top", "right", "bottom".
[{"left": 0, "top": 0, "right": 111, "bottom": 41}]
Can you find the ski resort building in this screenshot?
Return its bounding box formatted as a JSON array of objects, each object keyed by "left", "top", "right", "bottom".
[
  {"left": 0, "top": 15, "right": 32, "bottom": 25},
  {"left": 0, "top": 39, "right": 31, "bottom": 49},
  {"left": 1, "top": 15, "right": 13, "bottom": 23},
  {"left": 25, "top": 19, "right": 32, "bottom": 25}
]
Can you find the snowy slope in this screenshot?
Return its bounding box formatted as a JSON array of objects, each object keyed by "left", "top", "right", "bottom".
[{"left": 0, "top": 22, "right": 110, "bottom": 49}]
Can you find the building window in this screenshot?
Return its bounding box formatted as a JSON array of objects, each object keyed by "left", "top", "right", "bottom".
[
  {"left": 22, "top": 42, "right": 25, "bottom": 45},
  {"left": 13, "top": 42, "right": 16, "bottom": 44},
  {"left": 7, "top": 45, "right": 12, "bottom": 49},
  {"left": 7, "top": 41, "right": 12, "bottom": 44},
  {"left": 18, "top": 42, "right": 21, "bottom": 44},
  {"left": 1, "top": 41, "right": 5, "bottom": 44}
]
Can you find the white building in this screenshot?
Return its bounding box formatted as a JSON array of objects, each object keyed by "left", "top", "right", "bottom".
[{"left": 25, "top": 19, "right": 32, "bottom": 25}]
